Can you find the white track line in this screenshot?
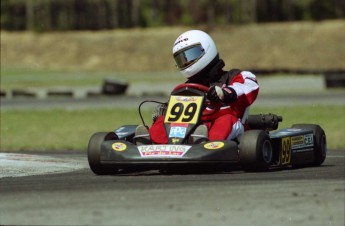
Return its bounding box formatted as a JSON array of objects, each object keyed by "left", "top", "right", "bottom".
[{"left": 0, "top": 153, "right": 88, "bottom": 178}]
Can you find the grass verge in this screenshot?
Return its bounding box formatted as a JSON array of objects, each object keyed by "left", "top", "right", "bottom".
[
  {"left": 1, "top": 106, "right": 344, "bottom": 151},
  {"left": 0, "top": 68, "right": 184, "bottom": 90}
]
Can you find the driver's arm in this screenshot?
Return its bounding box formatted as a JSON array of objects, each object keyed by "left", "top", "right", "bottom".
[{"left": 207, "top": 71, "right": 259, "bottom": 106}]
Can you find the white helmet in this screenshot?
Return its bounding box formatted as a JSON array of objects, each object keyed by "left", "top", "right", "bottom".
[{"left": 172, "top": 30, "right": 218, "bottom": 79}]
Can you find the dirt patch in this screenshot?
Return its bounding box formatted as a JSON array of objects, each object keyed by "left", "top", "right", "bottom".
[{"left": 1, "top": 20, "right": 344, "bottom": 72}]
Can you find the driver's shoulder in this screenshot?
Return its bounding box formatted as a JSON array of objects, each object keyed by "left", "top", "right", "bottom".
[{"left": 218, "top": 68, "right": 242, "bottom": 84}]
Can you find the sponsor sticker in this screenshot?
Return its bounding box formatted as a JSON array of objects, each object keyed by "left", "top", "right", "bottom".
[
  {"left": 175, "top": 96, "right": 199, "bottom": 102},
  {"left": 169, "top": 123, "right": 188, "bottom": 138},
  {"left": 171, "top": 138, "right": 181, "bottom": 144},
  {"left": 291, "top": 135, "right": 305, "bottom": 148},
  {"left": 138, "top": 145, "right": 191, "bottom": 158},
  {"left": 204, "top": 142, "right": 224, "bottom": 150},
  {"left": 112, "top": 142, "right": 127, "bottom": 152},
  {"left": 291, "top": 134, "right": 314, "bottom": 150},
  {"left": 304, "top": 134, "right": 314, "bottom": 146}
]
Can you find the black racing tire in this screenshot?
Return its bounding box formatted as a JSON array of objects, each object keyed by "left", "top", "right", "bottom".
[
  {"left": 239, "top": 130, "right": 273, "bottom": 171},
  {"left": 291, "top": 124, "right": 327, "bottom": 166},
  {"left": 88, "top": 132, "right": 118, "bottom": 175}
]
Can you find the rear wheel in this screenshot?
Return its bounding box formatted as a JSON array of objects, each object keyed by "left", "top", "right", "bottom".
[
  {"left": 88, "top": 132, "right": 118, "bottom": 175},
  {"left": 291, "top": 124, "right": 327, "bottom": 166},
  {"left": 239, "top": 130, "right": 273, "bottom": 171}
]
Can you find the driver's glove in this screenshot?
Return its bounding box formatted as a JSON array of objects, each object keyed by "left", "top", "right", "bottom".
[
  {"left": 207, "top": 85, "right": 237, "bottom": 103},
  {"left": 152, "top": 103, "right": 167, "bottom": 123}
]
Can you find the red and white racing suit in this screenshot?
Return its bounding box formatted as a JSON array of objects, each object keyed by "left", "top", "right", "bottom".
[{"left": 149, "top": 70, "right": 259, "bottom": 144}]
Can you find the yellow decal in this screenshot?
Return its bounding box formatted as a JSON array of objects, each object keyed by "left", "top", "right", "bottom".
[
  {"left": 112, "top": 142, "right": 127, "bottom": 152},
  {"left": 281, "top": 137, "right": 292, "bottom": 165},
  {"left": 291, "top": 135, "right": 304, "bottom": 146},
  {"left": 204, "top": 142, "right": 225, "bottom": 150},
  {"left": 172, "top": 138, "right": 180, "bottom": 144},
  {"left": 164, "top": 96, "right": 203, "bottom": 124}
]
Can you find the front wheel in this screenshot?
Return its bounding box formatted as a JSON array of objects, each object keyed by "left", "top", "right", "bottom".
[
  {"left": 88, "top": 132, "right": 118, "bottom": 175},
  {"left": 239, "top": 130, "right": 273, "bottom": 171},
  {"left": 291, "top": 124, "right": 327, "bottom": 166}
]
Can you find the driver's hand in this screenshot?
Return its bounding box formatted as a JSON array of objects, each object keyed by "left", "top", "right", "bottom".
[
  {"left": 207, "top": 85, "right": 224, "bottom": 102},
  {"left": 207, "top": 85, "right": 238, "bottom": 103}
]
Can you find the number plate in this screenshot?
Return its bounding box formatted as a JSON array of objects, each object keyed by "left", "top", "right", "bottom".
[
  {"left": 281, "top": 137, "right": 292, "bottom": 165},
  {"left": 164, "top": 96, "right": 204, "bottom": 124}
]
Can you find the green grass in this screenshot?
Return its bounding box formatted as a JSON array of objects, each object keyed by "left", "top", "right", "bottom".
[
  {"left": 251, "top": 106, "right": 345, "bottom": 150},
  {"left": 1, "top": 106, "right": 344, "bottom": 151},
  {"left": 0, "top": 108, "right": 151, "bottom": 151},
  {"left": 0, "top": 67, "right": 184, "bottom": 90}
]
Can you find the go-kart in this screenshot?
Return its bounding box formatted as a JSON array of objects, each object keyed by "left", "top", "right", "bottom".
[{"left": 87, "top": 83, "right": 327, "bottom": 175}]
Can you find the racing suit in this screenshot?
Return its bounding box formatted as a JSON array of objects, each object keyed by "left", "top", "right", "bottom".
[{"left": 149, "top": 69, "right": 259, "bottom": 144}]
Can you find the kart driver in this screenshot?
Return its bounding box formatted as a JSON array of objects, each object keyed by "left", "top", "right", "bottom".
[{"left": 135, "top": 30, "right": 259, "bottom": 144}]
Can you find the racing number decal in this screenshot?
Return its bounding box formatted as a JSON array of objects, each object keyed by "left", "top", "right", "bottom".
[
  {"left": 168, "top": 102, "right": 197, "bottom": 122},
  {"left": 165, "top": 96, "right": 203, "bottom": 124},
  {"left": 281, "top": 137, "right": 292, "bottom": 165}
]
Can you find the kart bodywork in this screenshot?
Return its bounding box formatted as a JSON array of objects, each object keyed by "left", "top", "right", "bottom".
[{"left": 88, "top": 84, "right": 327, "bottom": 175}]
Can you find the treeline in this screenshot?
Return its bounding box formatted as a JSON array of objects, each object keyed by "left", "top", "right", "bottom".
[{"left": 1, "top": 0, "right": 344, "bottom": 32}]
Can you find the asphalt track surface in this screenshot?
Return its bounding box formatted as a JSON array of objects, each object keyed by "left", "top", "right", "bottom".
[{"left": 0, "top": 150, "right": 344, "bottom": 226}]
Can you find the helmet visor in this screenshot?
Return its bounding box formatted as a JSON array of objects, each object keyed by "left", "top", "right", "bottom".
[{"left": 174, "top": 44, "right": 205, "bottom": 70}]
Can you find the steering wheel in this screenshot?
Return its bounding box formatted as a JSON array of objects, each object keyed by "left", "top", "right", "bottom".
[
  {"left": 172, "top": 83, "right": 209, "bottom": 93},
  {"left": 172, "top": 83, "right": 221, "bottom": 118}
]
